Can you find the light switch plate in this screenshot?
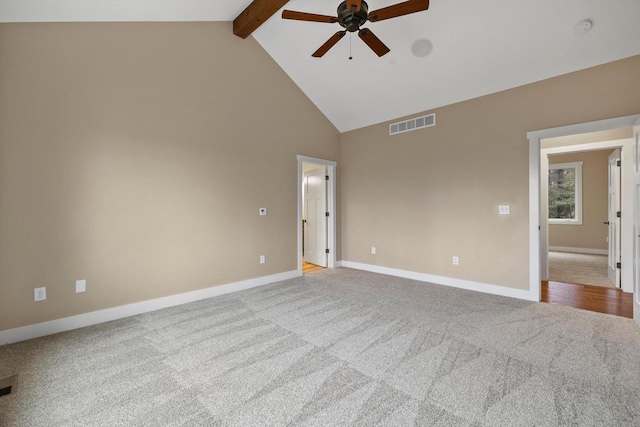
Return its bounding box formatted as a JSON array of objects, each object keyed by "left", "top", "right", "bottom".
[{"left": 499, "top": 205, "right": 510, "bottom": 215}]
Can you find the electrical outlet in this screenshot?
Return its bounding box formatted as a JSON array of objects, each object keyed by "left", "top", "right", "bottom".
[
  {"left": 76, "top": 279, "right": 86, "bottom": 293},
  {"left": 260, "top": 255, "right": 265, "bottom": 264},
  {"left": 259, "top": 208, "right": 267, "bottom": 216},
  {"left": 453, "top": 256, "right": 459, "bottom": 265},
  {"left": 371, "top": 247, "right": 376, "bottom": 255},
  {"left": 34, "top": 287, "right": 46, "bottom": 302},
  {"left": 499, "top": 205, "right": 510, "bottom": 215}
]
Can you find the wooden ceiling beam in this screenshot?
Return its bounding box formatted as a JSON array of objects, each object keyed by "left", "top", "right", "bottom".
[{"left": 233, "top": 0, "right": 290, "bottom": 39}]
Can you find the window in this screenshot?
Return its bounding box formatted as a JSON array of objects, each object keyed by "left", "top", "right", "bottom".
[{"left": 548, "top": 161, "right": 582, "bottom": 224}]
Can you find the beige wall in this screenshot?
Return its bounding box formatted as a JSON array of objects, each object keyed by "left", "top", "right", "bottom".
[
  {"left": 0, "top": 23, "right": 340, "bottom": 331},
  {"left": 548, "top": 150, "right": 613, "bottom": 250},
  {"left": 340, "top": 55, "right": 640, "bottom": 290}
]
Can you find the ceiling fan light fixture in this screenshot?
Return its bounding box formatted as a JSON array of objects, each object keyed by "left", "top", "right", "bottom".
[
  {"left": 411, "top": 38, "right": 433, "bottom": 57},
  {"left": 337, "top": 0, "right": 369, "bottom": 32}
]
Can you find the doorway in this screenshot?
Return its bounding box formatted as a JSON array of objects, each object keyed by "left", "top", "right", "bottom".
[
  {"left": 297, "top": 155, "right": 337, "bottom": 275},
  {"left": 540, "top": 136, "right": 633, "bottom": 292},
  {"left": 544, "top": 147, "right": 620, "bottom": 289},
  {"left": 542, "top": 139, "right": 630, "bottom": 317},
  {"left": 302, "top": 163, "right": 327, "bottom": 271},
  {"left": 527, "top": 114, "right": 640, "bottom": 324}
]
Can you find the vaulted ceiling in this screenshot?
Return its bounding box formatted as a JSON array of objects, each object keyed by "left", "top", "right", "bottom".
[{"left": 2, "top": 0, "right": 640, "bottom": 132}]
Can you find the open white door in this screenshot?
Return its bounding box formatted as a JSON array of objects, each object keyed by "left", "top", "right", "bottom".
[
  {"left": 634, "top": 122, "right": 640, "bottom": 326},
  {"left": 303, "top": 167, "right": 327, "bottom": 267},
  {"left": 608, "top": 149, "right": 622, "bottom": 287}
]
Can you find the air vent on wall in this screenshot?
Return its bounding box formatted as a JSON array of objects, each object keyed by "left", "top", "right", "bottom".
[
  {"left": 0, "top": 375, "right": 18, "bottom": 397},
  {"left": 389, "top": 113, "right": 435, "bottom": 135}
]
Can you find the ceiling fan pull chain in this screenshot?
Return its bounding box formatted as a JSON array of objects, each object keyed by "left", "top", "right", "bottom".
[{"left": 349, "top": 32, "right": 353, "bottom": 60}]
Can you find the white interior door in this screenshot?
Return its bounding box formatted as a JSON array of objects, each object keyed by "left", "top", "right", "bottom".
[
  {"left": 633, "top": 123, "right": 640, "bottom": 326},
  {"left": 608, "top": 149, "right": 622, "bottom": 287},
  {"left": 303, "top": 167, "right": 327, "bottom": 267},
  {"left": 540, "top": 153, "right": 549, "bottom": 281}
]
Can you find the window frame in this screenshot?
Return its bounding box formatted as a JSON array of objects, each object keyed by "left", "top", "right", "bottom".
[{"left": 548, "top": 161, "right": 583, "bottom": 225}]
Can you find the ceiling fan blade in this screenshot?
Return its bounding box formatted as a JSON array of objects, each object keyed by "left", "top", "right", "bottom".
[
  {"left": 312, "top": 31, "right": 347, "bottom": 57},
  {"left": 368, "top": 0, "right": 429, "bottom": 22},
  {"left": 346, "top": 0, "right": 362, "bottom": 12},
  {"left": 282, "top": 10, "right": 338, "bottom": 23},
  {"left": 358, "top": 28, "right": 390, "bottom": 57}
]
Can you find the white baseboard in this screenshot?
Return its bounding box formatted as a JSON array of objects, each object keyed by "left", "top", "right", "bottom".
[
  {"left": 0, "top": 270, "right": 300, "bottom": 346},
  {"left": 549, "top": 246, "right": 608, "bottom": 255},
  {"left": 341, "top": 261, "right": 538, "bottom": 302},
  {"left": 335, "top": 260, "right": 343, "bottom": 268}
]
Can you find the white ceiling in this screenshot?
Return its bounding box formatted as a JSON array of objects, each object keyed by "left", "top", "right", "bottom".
[{"left": 2, "top": 0, "right": 640, "bottom": 132}]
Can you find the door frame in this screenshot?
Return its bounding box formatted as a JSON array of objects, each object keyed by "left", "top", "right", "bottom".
[
  {"left": 528, "top": 114, "right": 640, "bottom": 300},
  {"left": 633, "top": 119, "right": 640, "bottom": 326},
  {"left": 297, "top": 155, "right": 337, "bottom": 275}
]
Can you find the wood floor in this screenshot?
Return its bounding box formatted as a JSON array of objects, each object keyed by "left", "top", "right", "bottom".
[
  {"left": 303, "top": 261, "right": 325, "bottom": 274},
  {"left": 542, "top": 280, "right": 633, "bottom": 318}
]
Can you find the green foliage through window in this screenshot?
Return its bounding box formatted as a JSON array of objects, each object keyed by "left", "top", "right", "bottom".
[{"left": 549, "top": 168, "right": 576, "bottom": 219}]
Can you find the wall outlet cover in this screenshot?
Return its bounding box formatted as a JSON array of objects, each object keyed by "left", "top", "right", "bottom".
[
  {"left": 499, "top": 205, "right": 510, "bottom": 215},
  {"left": 76, "top": 279, "right": 86, "bottom": 293},
  {"left": 34, "top": 287, "right": 46, "bottom": 302},
  {"left": 259, "top": 208, "right": 267, "bottom": 216}
]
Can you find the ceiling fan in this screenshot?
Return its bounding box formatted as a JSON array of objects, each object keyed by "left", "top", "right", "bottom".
[{"left": 282, "top": 0, "right": 429, "bottom": 58}]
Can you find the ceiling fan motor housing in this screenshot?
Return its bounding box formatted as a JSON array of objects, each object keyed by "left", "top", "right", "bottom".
[{"left": 337, "top": 1, "right": 369, "bottom": 32}]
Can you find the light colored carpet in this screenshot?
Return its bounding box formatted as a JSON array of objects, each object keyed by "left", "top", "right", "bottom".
[
  {"left": 548, "top": 251, "right": 615, "bottom": 288},
  {"left": 1, "top": 268, "right": 640, "bottom": 426}
]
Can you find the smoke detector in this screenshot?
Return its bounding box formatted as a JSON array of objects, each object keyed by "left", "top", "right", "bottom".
[{"left": 573, "top": 19, "right": 593, "bottom": 35}]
